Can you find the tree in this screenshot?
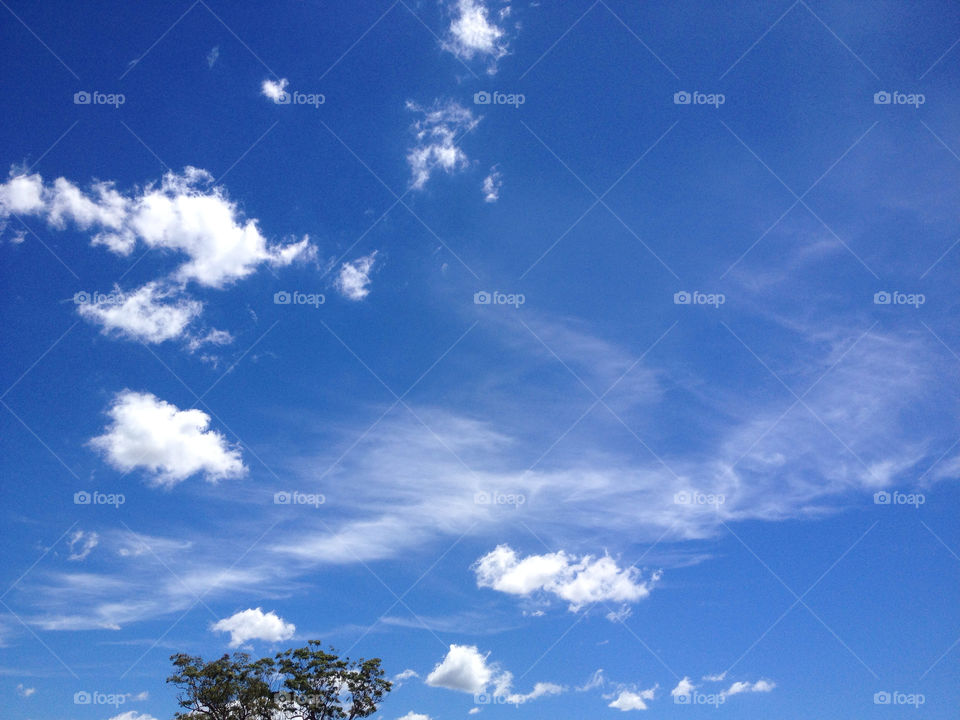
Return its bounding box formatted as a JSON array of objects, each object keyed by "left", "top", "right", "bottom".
[
  {"left": 167, "top": 652, "right": 277, "bottom": 720},
  {"left": 167, "top": 642, "right": 391, "bottom": 720},
  {"left": 276, "top": 641, "right": 391, "bottom": 720}
]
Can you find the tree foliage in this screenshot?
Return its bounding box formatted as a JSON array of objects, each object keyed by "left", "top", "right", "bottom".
[{"left": 167, "top": 642, "right": 391, "bottom": 720}]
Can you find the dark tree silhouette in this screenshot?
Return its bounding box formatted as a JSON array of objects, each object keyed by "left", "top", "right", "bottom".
[{"left": 167, "top": 642, "right": 391, "bottom": 720}]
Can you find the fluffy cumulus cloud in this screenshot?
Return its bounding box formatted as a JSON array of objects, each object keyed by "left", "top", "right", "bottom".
[
  {"left": 671, "top": 677, "right": 696, "bottom": 698},
  {"left": 107, "top": 713, "right": 159, "bottom": 720},
  {"left": 16, "top": 684, "right": 35, "bottom": 697},
  {"left": 406, "top": 101, "right": 479, "bottom": 190},
  {"left": 443, "top": 0, "right": 509, "bottom": 71},
  {"left": 261, "top": 77, "right": 289, "bottom": 102},
  {"left": 335, "top": 251, "right": 377, "bottom": 300},
  {"left": 397, "top": 713, "right": 431, "bottom": 720},
  {"left": 425, "top": 644, "right": 563, "bottom": 705},
  {"left": 90, "top": 391, "right": 246, "bottom": 486},
  {"left": 211, "top": 607, "right": 295, "bottom": 647},
  {"left": 0, "top": 167, "right": 313, "bottom": 343},
  {"left": 607, "top": 686, "right": 658, "bottom": 711},
  {"left": 76, "top": 282, "right": 202, "bottom": 343},
  {"left": 473, "top": 544, "right": 661, "bottom": 613},
  {"left": 426, "top": 644, "right": 494, "bottom": 693},
  {"left": 482, "top": 165, "right": 502, "bottom": 202}
]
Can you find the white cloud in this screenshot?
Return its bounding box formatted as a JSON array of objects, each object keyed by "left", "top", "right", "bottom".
[
  {"left": 482, "top": 166, "right": 502, "bottom": 202},
  {"left": 211, "top": 607, "right": 295, "bottom": 647},
  {"left": 425, "top": 644, "right": 493, "bottom": 693},
  {"left": 67, "top": 530, "right": 99, "bottom": 561},
  {"left": 335, "top": 251, "right": 377, "bottom": 301},
  {"left": 0, "top": 167, "right": 313, "bottom": 288},
  {"left": 107, "top": 713, "right": 158, "bottom": 720},
  {"left": 607, "top": 686, "right": 657, "bottom": 711},
  {"left": 443, "top": 0, "right": 509, "bottom": 71},
  {"left": 16, "top": 684, "right": 35, "bottom": 697},
  {"left": 577, "top": 669, "right": 606, "bottom": 692},
  {"left": 702, "top": 671, "right": 726, "bottom": 682},
  {"left": 723, "top": 679, "right": 775, "bottom": 697},
  {"left": 670, "top": 677, "right": 695, "bottom": 698},
  {"left": 397, "top": 713, "right": 431, "bottom": 720},
  {"left": 77, "top": 282, "right": 202, "bottom": 344},
  {"left": 474, "top": 544, "right": 661, "bottom": 613},
  {"left": 393, "top": 669, "right": 420, "bottom": 687},
  {"left": 186, "top": 328, "right": 234, "bottom": 353},
  {"left": 406, "top": 101, "right": 479, "bottom": 190},
  {"left": 261, "top": 78, "right": 289, "bottom": 102},
  {"left": 90, "top": 390, "right": 246, "bottom": 486},
  {"left": 424, "top": 644, "right": 562, "bottom": 705}
]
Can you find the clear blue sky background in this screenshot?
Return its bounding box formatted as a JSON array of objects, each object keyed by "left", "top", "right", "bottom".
[{"left": 1, "top": 1, "right": 959, "bottom": 718}]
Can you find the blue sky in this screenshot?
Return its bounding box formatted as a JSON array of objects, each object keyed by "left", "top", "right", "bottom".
[{"left": 1, "top": 1, "right": 959, "bottom": 718}]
